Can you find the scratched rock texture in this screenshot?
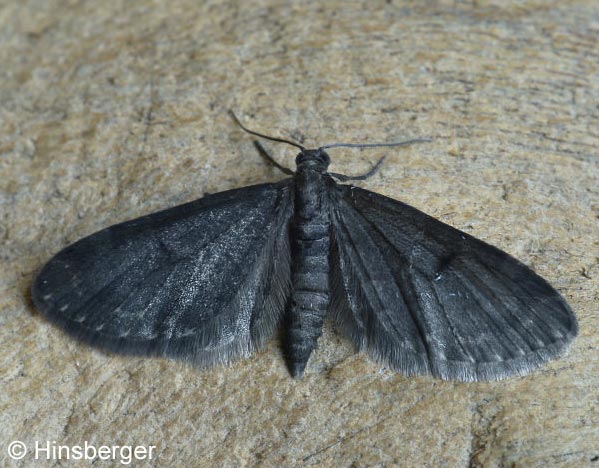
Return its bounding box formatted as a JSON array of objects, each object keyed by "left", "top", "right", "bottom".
[{"left": 0, "top": 1, "right": 597, "bottom": 467}]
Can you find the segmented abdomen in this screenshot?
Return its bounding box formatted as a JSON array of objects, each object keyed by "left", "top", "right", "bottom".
[{"left": 286, "top": 211, "right": 330, "bottom": 377}]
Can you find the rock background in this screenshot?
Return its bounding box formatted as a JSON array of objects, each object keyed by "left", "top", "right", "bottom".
[{"left": 1, "top": 1, "right": 597, "bottom": 466}]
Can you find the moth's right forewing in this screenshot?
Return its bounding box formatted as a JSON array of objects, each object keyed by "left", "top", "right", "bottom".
[{"left": 329, "top": 185, "right": 577, "bottom": 381}]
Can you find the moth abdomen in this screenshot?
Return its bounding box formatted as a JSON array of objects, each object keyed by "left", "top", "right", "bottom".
[
  {"left": 285, "top": 283, "right": 329, "bottom": 378},
  {"left": 286, "top": 226, "right": 331, "bottom": 377},
  {"left": 285, "top": 171, "right": 332, "bottom": 378}
]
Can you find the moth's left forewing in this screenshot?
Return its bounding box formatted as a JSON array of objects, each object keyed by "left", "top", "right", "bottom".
[
  {"left": 328, "top": 184, "right": 578, "bottom": 381},
  {"left": 33, "top": 180, "right": 295, "bottom": 368}
]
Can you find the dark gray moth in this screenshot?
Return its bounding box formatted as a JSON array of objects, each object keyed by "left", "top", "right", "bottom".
[{"left": 32, "top": 114, "right": 578, "bottom": 380}]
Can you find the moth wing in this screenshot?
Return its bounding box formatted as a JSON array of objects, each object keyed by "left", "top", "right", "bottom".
[
  {"left": 33, "top": 180, "right": 294, "bottom": 367},
  {"left": 329, "top": 184, "right": 577, "bottom": 381}
]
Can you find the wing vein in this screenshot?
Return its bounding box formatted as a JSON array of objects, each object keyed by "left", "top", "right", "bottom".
[
  {"left": 338, "top": 202, "right": 432, "bottom": 361},
  {"left": 477, "top": 260, "right": 569, "bottom": 336},
  {"left": 333, "top": 208, "right": 389, "bottom": 333},
  {"left": 455, "top": 263, "right": 544, "bottom": 352}
]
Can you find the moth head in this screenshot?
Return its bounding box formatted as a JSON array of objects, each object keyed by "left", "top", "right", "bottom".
[{"left": 296, "top": 149, "right": 331, "bottom": 172}]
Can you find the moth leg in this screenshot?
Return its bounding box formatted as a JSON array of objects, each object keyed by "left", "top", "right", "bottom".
[
  {"left": 329, "top": 156, "right": 386, "bottom": 182},
  {"left": 253, "top": 140, "right": 295, "bottom": 175}
]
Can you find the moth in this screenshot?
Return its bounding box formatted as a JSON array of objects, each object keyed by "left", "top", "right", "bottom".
[{"left": 33, "top": 112, "right": 578, "bottom": 380}]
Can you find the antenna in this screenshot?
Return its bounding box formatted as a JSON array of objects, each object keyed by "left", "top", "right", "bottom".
[
  {"left": 228, "top": 110, "right": 305, "bottom": 151},
  {"left": 319, "top": 138, "right": 432, "bottom": 151}
]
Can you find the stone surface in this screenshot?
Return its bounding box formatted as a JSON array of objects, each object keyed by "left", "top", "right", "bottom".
[{"left": 1, "top": 1, "right": 597, "bottom": 466}]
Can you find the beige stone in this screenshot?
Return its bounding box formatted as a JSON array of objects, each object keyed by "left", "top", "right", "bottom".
[{"left": 1, "top": 1, "right": 597, "bottom": 466}]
